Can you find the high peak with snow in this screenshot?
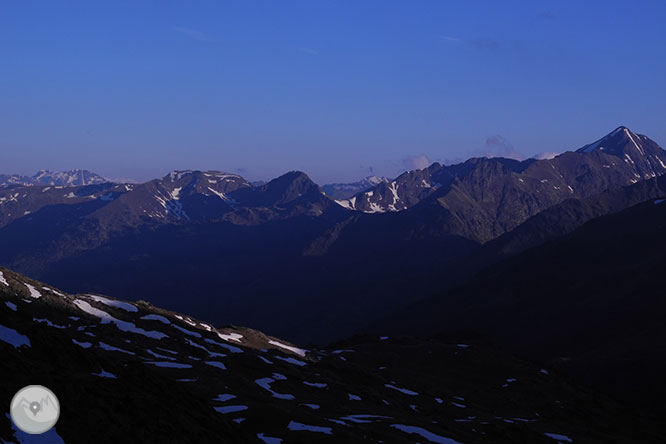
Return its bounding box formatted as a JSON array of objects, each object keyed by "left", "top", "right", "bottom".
[
  {"left": 335, "top": 127, "right": 666, "bottom": 216},
  {"left": 577, "top": 126, "right": 636, "bottom": 153},
  {"left": 577, "top": 126, "right": 666, "bottom": 174},
  {"left": 0, "top": 169, "right": 109, "bottom": 187},
  {"left": 321, "top": 176, "right": 390, "bottom": 199}
]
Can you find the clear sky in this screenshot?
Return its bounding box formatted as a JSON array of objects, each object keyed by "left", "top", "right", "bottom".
[{"left": 1, "top": 1, "right": 665, "bottom": 184}]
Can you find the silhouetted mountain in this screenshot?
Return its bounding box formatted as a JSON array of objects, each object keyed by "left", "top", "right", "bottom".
[
  {"left": 382, "top": 196, "right": 666, "bottom": 418},
  {"left": 228, "top": 171, "right": 338, "bottom": 220},
  {"left": 1, "top": 267, "right": 662, "bottom": 443}
]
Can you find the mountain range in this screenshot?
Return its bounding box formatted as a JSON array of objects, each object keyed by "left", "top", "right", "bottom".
[
  {"left": 1, "top": 126, "right": 666, "bottom": 441},
  {"left": 0, "top": 169, "right": 108, "bottom": 187},
  {"left": 320, "top": 176, "right": 389, "bottom": 199},
  {"left": 0, "top": 127, "right": 664, "bottom": 342}
]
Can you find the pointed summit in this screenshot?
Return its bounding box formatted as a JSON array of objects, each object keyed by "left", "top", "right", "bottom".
[
  {"left": 576, "top": 126, "right": 666, "bottom": 179},
  {"left": 576, "top": 126, "right": 641, "bottom": 155}
]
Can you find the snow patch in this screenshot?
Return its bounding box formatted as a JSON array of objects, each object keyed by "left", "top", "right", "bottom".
[
  {"left": 88, "top": 295, "right": 138, "bottom": 312},
  {"left": 145, "top": 361, "right": 192, "bottom": 369},
  {"left": 218, "top": 332, "right": 243, "bottom": 343},
  {"left": 257, "top": 433, "right": 283, "bottom": 444},
  {"left": 545, "top": 433, "right": 573, "bottom": 443},
  {"left": 301, "top": 403, "right": 320, "bottom": 410},
  {"left": 141, "top": 314, "right": 171, "bottom": 324},
  {"left": 205, "top": 361, "right": 227, "bottom": 370},
  {"left": 255, "top": 376, "right": 295, "bottom": 400},
  {"left": 287, "top": 421, "right": 332, "bottom": 435},
  {"left": 99, "top": 342, "right": 135, "bottom": 355},
  {"left": 205, "top": 338, "right": 243, "bottom": 354},
  {"left": 274, "top": 355, "right": 307, "bottom": 366},
  {"left": 34, "top": 318, "right": 67, "bottom": 329},
  {"left": 335, "top": 197, "right": 356, "bottom": 210},
  {"left": 268, "top": 340, "right": 307, "bottom": 357},
  {"left": 213, "top": 394, "right": 236, "bottom": 402},
  {"left": 340, "top": 414, "right": 390, "bottom": 424},
  {"left": 145, "top": 349, "right": 176, "bottom": 360},
  {"left": 73, "top": 300, "right": 167, "bottom": 339},
  {"left": 92, "top": 369, "right": 117, "bottom": 379},
  {"left": 385, "top": 384, "right": 419, "bottom": 396},
  {"left": 25, "top": 283, "right": 41, "bottom": 299},
  {"left": 43, "top": 287, "right": 65, "bottom": 297},
  {"left": 391, "top": 424, "right": 463, "bottom": 444},
  {"left": 214, "top": 405, "right": 248, "bottom": 414},
  {"left": 258, "top": 355, "right": 273, "bottom": 364},
  {"left": 172, "top": 324, "right": 201, "bottom": 338},
  {"left": 0, "top": 324, "right": 30, "bottom": 348}
]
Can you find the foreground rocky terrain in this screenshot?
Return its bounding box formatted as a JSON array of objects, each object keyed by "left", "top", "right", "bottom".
[{"left": 1, "top": 267, "right": 662, "bottom": 443}]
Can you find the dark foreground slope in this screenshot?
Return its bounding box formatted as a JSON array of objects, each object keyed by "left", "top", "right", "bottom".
[
  {"left": 1, "top": 268, "right": 662, "bottom": 443},
  {"left": 384, "top": 197, "right": 666, "bottom": 418}
]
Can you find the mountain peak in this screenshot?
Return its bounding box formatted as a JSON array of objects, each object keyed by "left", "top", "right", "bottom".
[
  {"left": 321, "top": 176, "right": 389, "bottom": 199},
  {"left": 164, "top": 170, "right": 246, "bottom": 183},
  {"left": 21, "top": 169, "right": 108, "bottom": 186},
  {"left": 576, "top": 126, "right": 640, "bottom": 154},
  {"left": 574, "top": 126, "right": 666, "bottom": 180},
  {"left": 264, "top": 170, "right": 317, "bottom": 191}
]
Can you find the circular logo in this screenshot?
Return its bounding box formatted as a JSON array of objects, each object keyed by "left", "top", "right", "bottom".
[{"left": 10, "top": 385, "right": 60, "bottom": 434}]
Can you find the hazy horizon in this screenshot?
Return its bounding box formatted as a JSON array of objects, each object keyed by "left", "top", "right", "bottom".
[{"left": 0, "top": 123, "right": 661, "bottom": 185}]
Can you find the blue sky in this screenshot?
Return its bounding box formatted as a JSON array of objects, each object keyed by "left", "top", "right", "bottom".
[{"left": 1, "top": 1, "right": 665, "bottom": 183}]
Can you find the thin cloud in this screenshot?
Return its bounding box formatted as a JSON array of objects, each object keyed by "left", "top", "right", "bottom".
[
  {"left": 440, "top": 156, "right": 466, "bottom": 166},
  {"left": 402, "top": 155, "right": 432, "bottom": 171},
  {"left": 532, "top": 152, "right": 561, "bottom": 160},
  {"left": 472, "top": 135, "right": 525, "bottom": 161},
  {"left": 172, "top": 26, "right": 212, "bottom": 42}
]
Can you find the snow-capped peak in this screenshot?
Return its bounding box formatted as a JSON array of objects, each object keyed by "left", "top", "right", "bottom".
[
  {"left": 576, "top": 126, "right": 640, "bottom": 154},
  {"left": 0, "top": 169, "right": 109, "bottom": 187}
]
